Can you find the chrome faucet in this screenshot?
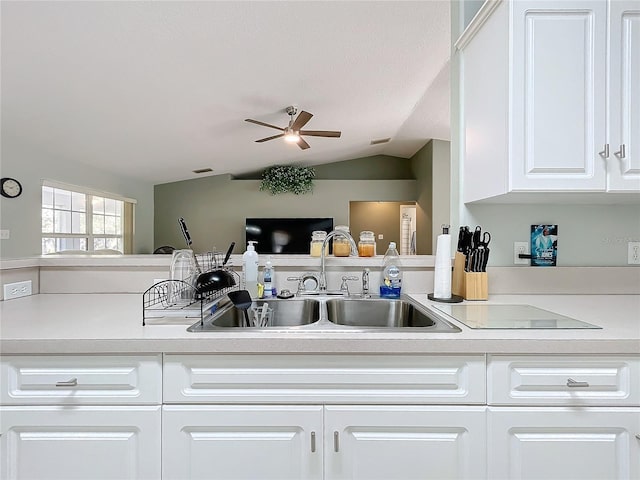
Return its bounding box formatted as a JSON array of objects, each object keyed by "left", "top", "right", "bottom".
[
  {"left": 362, "top": 268, "right": 370, "bottom": 297},
  {"left": 319, "top": 229, "right": 358, "bottom": 292}
]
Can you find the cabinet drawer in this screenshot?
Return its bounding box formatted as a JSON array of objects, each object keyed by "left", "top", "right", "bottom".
[
  {"left": 164, "top": 354, "right": 486, "bottom": 404},
  {"left": 488, "top": 355, "right": 640, "bottom": 406},
  {"left": 0, "top": 355, "right": 162, "bottom": 405}
]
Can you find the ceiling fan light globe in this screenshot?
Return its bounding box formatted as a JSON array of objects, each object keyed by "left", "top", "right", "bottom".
[{"left": 284, "top": 132, "right": 300, "bottom": 143}]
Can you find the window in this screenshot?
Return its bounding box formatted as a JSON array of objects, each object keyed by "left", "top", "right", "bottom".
[{"left": 41, "top": 183, "right": 134, "bottom": 254}]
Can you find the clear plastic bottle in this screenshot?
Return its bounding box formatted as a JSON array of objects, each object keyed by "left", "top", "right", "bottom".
[
  {"left": 262, "top": 256, "right": 275, "bottom": 298},
  {"left": 380, "top": 241, "right": 402, "bottom": 298},
  {"left": 310, "top": 231, "right": 328, "bottom": 257},
  {"left": 358, "top": 231, "right": 376, "bottom": 257}
]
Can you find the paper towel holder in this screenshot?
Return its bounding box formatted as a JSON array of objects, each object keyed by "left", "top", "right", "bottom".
[
  {"left": 429, "top": 224, "right": 463, "bottom": 303},
  {"left": 428, "top": 293, "right": 463, "bottom": 303}
]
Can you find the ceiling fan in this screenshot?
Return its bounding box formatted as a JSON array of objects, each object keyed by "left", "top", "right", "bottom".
[{"left": 245, "top": 106, "right": 341, "bottom": 150}]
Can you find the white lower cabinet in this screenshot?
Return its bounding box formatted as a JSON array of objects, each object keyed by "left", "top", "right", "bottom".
[
  {"left": 488, "top": 407, "right": 640, "bottom": 480},
  {"left": 162, "top": 405, "right": 324, "bottom": 480},
  {"left": 162, "top": 354, "right": 488, "bottom": 480},
  {"left": 0, "top": 354, "right": 162, "bottom": 480},
  {"left": 487, "top": 355, "right": 640, "bottom": 480},
  {"left": 325, "top": 405, "right": 487, "bottom": 480},
  {"left": 0, "top": 405, "right": 161, "bottom": 480}
]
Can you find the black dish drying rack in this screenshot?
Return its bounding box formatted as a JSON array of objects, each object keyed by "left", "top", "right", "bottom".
[{"left": 142, "top": 251, "right": 239, "bottom": 326}]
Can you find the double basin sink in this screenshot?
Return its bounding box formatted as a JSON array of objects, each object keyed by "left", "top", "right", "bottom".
[{"left": 188, "top": 295, "right": 461, "bottom": 333}]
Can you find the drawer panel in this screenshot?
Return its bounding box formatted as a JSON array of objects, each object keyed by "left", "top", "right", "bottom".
[
  {"left": 488, "top": 355, "right": 640, "bottom": 406},
  {"left": 164, "top": 354, "right": 486, "bottom": 404},
  {"left": 1, "top": 355, "right": 162, "bottom": 405}
]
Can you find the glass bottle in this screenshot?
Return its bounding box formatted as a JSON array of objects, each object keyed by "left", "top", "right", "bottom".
[
  {"left": 310, "top": 231, "right": 329, "bottom": 257},
  {"left": 333, "top": 225, "right": 351, "bottom": 257},
  {"left": 358, "top": 231, "right": 376, "bottom": 257}
]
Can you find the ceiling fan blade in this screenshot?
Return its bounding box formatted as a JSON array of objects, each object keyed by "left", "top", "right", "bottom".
[
  {"left": 245, "top": 119, "right": 284, "bottom": 131},
  {"left": 291, "top": 111, "right": 313, "bottom": 131},
  {"left": 299, "top": 130, "right": 342, "bottom": 138},
  {"left": 297, "top": 137, "right": 311, "bottom": 150},
  {"left": 256, "top": 133, "right": 285, "bottom": 143}
]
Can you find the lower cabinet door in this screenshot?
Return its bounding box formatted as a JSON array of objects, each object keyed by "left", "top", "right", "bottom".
[
  {"left": 488, "top": 407, "right": 640, "bottom": 480},
  {"left": 162, "top": 405, "right": 323, "bottom": 480},
  {"left": 324, "top": 405, "right": 487, "bottom": 480},
  {"left": 0, "top": 405, "right": 161, "bottom": 480}
]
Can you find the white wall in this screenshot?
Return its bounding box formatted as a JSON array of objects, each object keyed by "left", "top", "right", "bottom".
[{"left": 0, "top": 141, "right": 154, "bottom": 258}]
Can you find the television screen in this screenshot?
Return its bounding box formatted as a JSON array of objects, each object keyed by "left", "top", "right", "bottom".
[{"left": 245, "top": 218, "right": 334, "bottom": 254}]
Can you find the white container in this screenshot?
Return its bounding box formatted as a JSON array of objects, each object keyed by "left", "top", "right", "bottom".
[{"left": 242, "top": 241, "right": 259, "bottom": 299}]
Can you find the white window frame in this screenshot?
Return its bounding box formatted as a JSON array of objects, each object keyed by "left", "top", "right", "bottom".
[{"left": 41, "top": 180, "right": 136, "bottom": 254}]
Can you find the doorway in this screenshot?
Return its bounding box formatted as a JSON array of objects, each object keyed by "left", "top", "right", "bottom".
[{"left": 349, "top": 201, "right": 417, "bottom": 255}]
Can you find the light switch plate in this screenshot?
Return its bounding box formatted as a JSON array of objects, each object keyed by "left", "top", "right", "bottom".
[{"left": 0, "top": 230, "right": 9, "bottom": 240}]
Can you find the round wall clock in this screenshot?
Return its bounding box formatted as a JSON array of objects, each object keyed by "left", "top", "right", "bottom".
[{"left": 1, "top": 177, "right": 23, "bottom": 198}]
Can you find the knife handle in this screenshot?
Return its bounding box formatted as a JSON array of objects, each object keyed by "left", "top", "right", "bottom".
[
  {"left": 222, "top": 242, "right": 235, "bottom": 266},
  {"left": 178, "top": 217, "right": 192, "bottom": 247}
]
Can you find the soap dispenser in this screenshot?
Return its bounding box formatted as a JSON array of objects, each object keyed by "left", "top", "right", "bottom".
[{"left": 242, "top": 241, "right": 259, "bottom": 299}]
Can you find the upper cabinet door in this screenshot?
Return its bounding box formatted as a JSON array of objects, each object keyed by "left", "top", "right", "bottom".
[
  {"left": 510, "top": 1, "right": 607, "bottom": 192},
  {"left": 608, "top": 1, "right": 640, "bottom": 191}
]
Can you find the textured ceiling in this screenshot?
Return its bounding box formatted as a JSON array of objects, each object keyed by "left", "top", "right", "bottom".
[{"left": 1, "top": 1, "right": 451, "bottom": 184}]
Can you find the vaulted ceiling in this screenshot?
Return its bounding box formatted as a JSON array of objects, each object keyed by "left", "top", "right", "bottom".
[{"left": 1, "top": 1, "right": 451, "bottom": 185}]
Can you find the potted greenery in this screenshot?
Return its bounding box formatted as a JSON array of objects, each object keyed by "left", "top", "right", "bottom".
[{"left": 260, "top": 165, "right": 316, "bottom": 195}]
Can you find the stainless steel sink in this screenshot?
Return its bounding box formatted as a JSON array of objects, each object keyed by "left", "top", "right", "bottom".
[
  {"left": 187, "top": 294, "right": 461, "bottom": 332},
  {"left": 326, "top": 297, "right": 461, "bottom": 331},
  {"left": 187, "top": 298, "right": 320, "bottom": 331}
]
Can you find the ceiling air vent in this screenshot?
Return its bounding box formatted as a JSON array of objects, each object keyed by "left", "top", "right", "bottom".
[
  {"left": 370, "top": 138, "right": 391, "bottom": 145},
  {"left": 192, "top": 168, "right": 213, "bottom": 174}
]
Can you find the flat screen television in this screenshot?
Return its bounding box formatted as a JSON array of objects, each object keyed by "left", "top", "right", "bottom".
[{"left": 245, "top": 218, "right": 334, "bottom": 254}]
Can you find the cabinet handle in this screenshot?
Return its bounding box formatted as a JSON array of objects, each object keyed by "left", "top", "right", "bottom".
[
  {"left": 55, "top": 378, "right": 78, "bottom": 387},
  {"left": 614, "top": 144, "right": 626, "bottom": 159},
  {"left": 599, "top": 144, "right": 610, "bottom": 158},
  {"left": 334, "top": 431, "right": 340, "bottom": 452},
  {"left": 310, "top": 432, "right": 316, "bottom": 453},
  {"left": 566, "top": 378, "right": 589, "bottom": 388}
]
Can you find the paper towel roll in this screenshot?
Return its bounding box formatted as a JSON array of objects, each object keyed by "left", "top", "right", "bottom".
[{"left": 433, "top": 233, "right": 452, "bottom": 298}]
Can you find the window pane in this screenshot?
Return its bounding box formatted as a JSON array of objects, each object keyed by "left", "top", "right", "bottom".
[
  {"left": 92, "top": 196, "right": 104, "bottom": 214},
  {"left": 105, "top": 238, "right": 121, "bottom": 251},
  {"left": 58, "top": 237, "right": 86, "bottom": 252},
  {"left": 104, "top": 215, "right": 117, "bottom": 234},
  {"left": 54, "top": 188, "right": 72, "bottom": 210},
  {"left": 72, "top": 192, "right": 86, "bottom": 212},
  {"left": 42, "top": 187, "right": 54, "bottom": 209},
  {"left": 104, "top": 198, "right": 117, "bottom": 215},
  {"left": 93, "top": 214, "right": 105, "bottom": 234},
  {"left": 72, "top": 212, "right": 86, "bottom": 234},
  {"left": 42, "top": 238, "right": 56, "bottom": 254},
  {"left": 54, "top": 210, "right": 71, "bottom": 233},
  {"left": 42, "top": 208, "right": 54, "bottom": 233},
  {"left": 94, "top": 238, "right": 106, "bottom": 250}
]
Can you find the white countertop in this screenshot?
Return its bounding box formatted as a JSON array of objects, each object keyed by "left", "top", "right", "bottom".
[{"left": 1, "top": 293, "right": 638, "bottom": 355}]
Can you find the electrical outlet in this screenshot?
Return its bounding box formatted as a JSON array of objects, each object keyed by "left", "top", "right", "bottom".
[
  {"left": 514, "top": 242, "right": 530, "bottom": 265},
  {"left": 0, "top": 230, "right": 9, "bottom": 240},
  {"left": 3, "top": 280, "right": 32, "bottom": 300},
  {"left": 628, "top": 242, "right": 640, "bottom": 265}
]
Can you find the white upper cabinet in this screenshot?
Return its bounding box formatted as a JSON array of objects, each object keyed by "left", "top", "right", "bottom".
[
  {"left": 458, "top": 0, "right": 640, "bottom": 203},
  {"left": 608, "top": 0, "right": 640, "bottom": 190}
]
